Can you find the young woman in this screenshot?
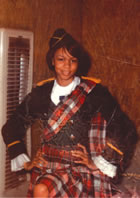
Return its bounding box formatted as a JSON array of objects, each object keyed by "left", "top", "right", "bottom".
[{"left": 2, "top": 28, "right": 137, "bottom": 197}]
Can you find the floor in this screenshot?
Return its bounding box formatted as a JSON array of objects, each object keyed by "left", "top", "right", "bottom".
[{"left": 1, "top": 181, "right": 29, "bottom": 198}]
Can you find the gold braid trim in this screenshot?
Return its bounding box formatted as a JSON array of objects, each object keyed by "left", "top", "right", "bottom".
[
  {"left": 37, "top": 76, "right": 101, "bottom": 87},
  {"left": 81, "top": 76, "right": 101, "bottom": 84},
  {"left": 107, "top": 142, "right": 123, "bottom": 156},
  {"left": 7, "top": 140, "right": 21, "bottom": 148},
  {"left": 37, "top": 78, "right": 55, "bottom": 86}
]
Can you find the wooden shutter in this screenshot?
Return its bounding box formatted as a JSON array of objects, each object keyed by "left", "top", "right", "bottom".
[
  {"left": 0, "top": 29, "right": 33, "bottom": 194},
  {"left": 5, "top": 37, "right": 31, "bottom": 189}
]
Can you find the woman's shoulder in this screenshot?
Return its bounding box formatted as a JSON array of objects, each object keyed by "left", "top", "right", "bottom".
[
  {"left": 22, "top": 78, "right": 54, "bottom": 105},
  {"left": 84, "top": 80, "right": 120, "bottom": 122},
  {"left": 31, "top": 78, "right": 54, "bottom": 94},
  {"left": 87, "top": 81, "right": 116, "bottom": 104},
  {"left": 81, "top": 76, "right": 117, "bottom": 110},
  {"left": 81, "top": 76, "right": 113, "bottom": 98}
]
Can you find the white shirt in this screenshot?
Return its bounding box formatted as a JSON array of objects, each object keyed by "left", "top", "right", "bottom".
[{"left": 51, "top": 76, "right": 80, "bottom": 105}]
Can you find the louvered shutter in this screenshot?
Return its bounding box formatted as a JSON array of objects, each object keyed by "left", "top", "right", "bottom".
[{"left": 0, "top": 29, "right": 33, "bottom": 195}]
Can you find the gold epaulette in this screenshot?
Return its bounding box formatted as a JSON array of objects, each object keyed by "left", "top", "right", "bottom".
[
  {"left": 37, "top": 77, "right": 55, "bottom": 86},
  {"left": 81, "top": 76, "right": 101, "bottom": 84},
  {"left": 7, "top": 140, "right": 21, "bottom": 148}
]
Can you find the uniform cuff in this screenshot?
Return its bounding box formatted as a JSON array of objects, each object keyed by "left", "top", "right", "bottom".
[
  {"left": 11, "top": 153, "right": 30, "bottom": 172},
  {"left": 93, "top": 155, "right": 117, "bottom": 178}
]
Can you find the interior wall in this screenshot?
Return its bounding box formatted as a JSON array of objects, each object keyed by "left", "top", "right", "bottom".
[
  {"left": 82, "top": 1, "right": 140, "bottom": 191},
  {"left": 82, "top": 0, "right": 140, "bottom": 133},
  {"left": 0, "top": 0, "right": 83, "bottom": 85}
]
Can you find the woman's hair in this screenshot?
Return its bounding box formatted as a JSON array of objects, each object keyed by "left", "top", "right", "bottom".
[{"left": 46, "top": 28, "right": 91, "bottom": 76}]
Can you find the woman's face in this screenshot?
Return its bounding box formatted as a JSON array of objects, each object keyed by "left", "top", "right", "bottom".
[{"left": 52, "top": 48, "right": 78, "bottom": 86}]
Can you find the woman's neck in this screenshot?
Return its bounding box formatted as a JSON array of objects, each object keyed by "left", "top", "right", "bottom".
[{"left": 55, "top": 77, "right": 74, "bottom": 86}]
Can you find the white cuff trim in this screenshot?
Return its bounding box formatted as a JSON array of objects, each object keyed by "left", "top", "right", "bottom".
[
  {"left": 93, "top": 155, "right": 117, "bottom": 178},
  {"left": 11, "top": 153, "right": 30, "bottom": 172}
]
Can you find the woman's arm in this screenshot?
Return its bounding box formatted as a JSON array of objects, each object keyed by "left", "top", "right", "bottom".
[
  {"left": 71, "top": 143, "right": 117, "bottom": 178},
  {"left": 91, "top": 84, "right": 138, "bottom": 177},
  {"left": 1, "top": 84, "right": 46, "bottom": 160},
  {"left": 1, "top": 93, "right": 34, "bottom": 159}
]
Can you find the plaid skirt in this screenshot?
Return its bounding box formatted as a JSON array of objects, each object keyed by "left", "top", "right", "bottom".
[{"left": 27, "top": 145, "right": 112, "bottom": 198}]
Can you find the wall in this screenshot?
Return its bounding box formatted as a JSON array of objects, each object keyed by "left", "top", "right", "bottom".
[
  {"left": 0, "top": 0, "right": 82, "bottom": 84},
  {"left": 82, "top": 1, "right": 140, "bottom": 191},
  {"left": 82, "top": 0, "right": 140, "bottom": 132}
]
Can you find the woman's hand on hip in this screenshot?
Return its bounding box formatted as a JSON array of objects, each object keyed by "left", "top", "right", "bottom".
[
  {"left": 71, "top": 144, "right": 97, "bottom": 170},
  {"left": 24, "top": 149, "right": 48, "bottom": 171}
]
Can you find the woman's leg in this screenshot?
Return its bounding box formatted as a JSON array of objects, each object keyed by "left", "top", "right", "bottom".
[{"left": 33, "top": 183, "right": 49, "bottom": 197}]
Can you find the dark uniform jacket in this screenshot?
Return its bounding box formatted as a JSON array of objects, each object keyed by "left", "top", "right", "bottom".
[{"left": 2, "top": 78, "right": 138, "bottom": 182}]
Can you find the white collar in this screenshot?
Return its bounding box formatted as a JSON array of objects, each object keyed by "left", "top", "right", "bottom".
[{"left": 51, "top": 76, "right": 80, "bottom": 105}]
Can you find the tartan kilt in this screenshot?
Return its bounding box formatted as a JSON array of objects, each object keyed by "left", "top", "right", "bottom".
[
  {"left": 27, "top": 111, "right": 113, "bottom": 198},
  {"left": 27, "top": 165, "right": 112, "bottom": 198}
]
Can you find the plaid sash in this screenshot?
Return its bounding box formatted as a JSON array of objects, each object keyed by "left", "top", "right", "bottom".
[{"left": 43, "top": 79, "right": 96, "bottom": 142}]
